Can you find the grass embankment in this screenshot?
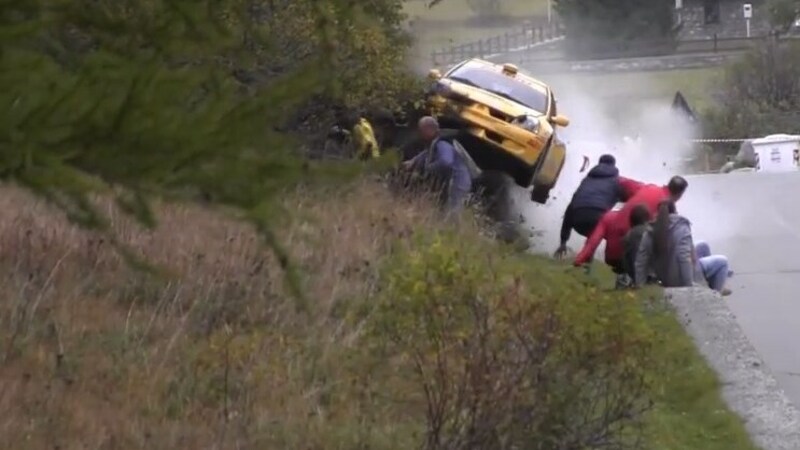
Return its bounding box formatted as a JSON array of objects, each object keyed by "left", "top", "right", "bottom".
[{"left": 0, "top": 181, "right": 755, "bottom": 449}]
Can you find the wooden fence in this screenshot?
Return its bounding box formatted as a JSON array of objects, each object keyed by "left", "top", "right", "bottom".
[
  {"left": 430, "top": 20, "right": 565, "bottom": 66},
  {"left": 433, "top": 28, "right": 799, "bottom": 67}
]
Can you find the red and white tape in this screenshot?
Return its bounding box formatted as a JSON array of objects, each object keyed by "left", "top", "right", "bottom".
[{"left": 689, "top": 138, "right": 749, "bottom": 143}]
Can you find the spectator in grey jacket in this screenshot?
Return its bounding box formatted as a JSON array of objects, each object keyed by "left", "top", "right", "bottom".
[
  {"left": 623, "top": 204, "right": 652, "bottom": 285},
  {"left": 634, "top": 200, "right": 701, "bottom": 288},
  {"left": 403, "top": 116, "right": 477, "bottom": 215}
]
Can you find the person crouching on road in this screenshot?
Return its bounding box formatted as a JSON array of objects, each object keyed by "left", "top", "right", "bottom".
[
  {"left": 554, "top": 154, "right": 644, "bottom": 259},
  {"left": 402, "top": 116, "right": 478, "bottom": 215}
]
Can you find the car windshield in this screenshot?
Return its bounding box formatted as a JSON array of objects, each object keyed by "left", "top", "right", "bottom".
[{"left": 446, "top": 63, "right": 549, "bottom": 113}]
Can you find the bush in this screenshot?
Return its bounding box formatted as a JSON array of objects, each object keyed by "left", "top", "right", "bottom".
[
  {"left": 704, "top": 40, "right": 800, "bottom": 141},
  {"left": 368, "top": 231, "right": 657, "bottom": 449},
  {"left": 0, "top": 181, "right": 756, "bottom": 449},
  {"left": 0, "top": 0, "right": 421, "bottom": 251},
  {"left": 766, "top": 0, "right": 800, "bottom": 34},
  {"left": 555, "top": 0, "right": 677, "bottom": 58}
]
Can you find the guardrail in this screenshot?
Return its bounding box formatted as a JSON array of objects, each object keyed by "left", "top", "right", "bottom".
[
  {"left": 430, "top": 20, "right": 565, "bottom": 66},
  {"left": 434, "top": 30, "right": 799, "bottom": 67}
]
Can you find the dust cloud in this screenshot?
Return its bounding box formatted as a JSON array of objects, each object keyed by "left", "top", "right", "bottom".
[{"left": 513, "top": 73, "right": 737, "bottom": 255}]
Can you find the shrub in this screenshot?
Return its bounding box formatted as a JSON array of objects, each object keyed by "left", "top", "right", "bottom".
[
  {"left": 368, "top": 231, "right": 657, "bottom": 450},
  {"left": 704, "top": 40, "right": 800, "bottom": 141},
  {"left": 555, "top": 0, "right": 677, "bottom": 58},
  {"left": 0, "top": 0, "right": 420, "bottom": 259}
]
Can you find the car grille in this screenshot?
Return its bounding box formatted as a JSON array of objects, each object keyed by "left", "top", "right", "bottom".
[
  {"left": 485, "top": 129, "right": 505, "bottom": 145},
  {"left": 489, "top": 108, "right": 513, "bottom": 122}
]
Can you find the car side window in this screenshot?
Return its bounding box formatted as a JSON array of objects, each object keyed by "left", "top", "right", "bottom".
[{"left": 549, "top": 93, "right": 557, "bottom": 117}]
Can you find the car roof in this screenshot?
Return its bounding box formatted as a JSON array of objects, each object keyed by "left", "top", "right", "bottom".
[{"left": 449, "top": 58, "right": 550, "bottom": 93}]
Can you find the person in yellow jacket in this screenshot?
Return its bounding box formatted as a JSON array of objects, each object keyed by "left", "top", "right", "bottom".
[{"left": 351, "top": 116, "right": 380, "bottom": 160}]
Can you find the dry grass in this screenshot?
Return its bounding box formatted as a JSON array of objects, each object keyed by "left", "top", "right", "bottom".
[
  {"left": 0, "top": 181, "right": 460, "bottom": 449},
  {"left": 0, "top": 178, "right": 758, "bottom": 450}
]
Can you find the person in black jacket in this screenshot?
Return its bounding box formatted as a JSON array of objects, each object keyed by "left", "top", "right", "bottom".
[{"left": 554, "top": 154, "right": 643, "bottom": 259}]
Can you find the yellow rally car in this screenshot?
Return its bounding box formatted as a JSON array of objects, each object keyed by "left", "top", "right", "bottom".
[{"left": 426, "top": 58, "right": 570, "bottom": 204}]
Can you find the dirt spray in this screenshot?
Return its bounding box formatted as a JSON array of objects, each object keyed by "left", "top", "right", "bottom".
[{"left": 513, "top": 74, "right": 702, "bottom": 255}]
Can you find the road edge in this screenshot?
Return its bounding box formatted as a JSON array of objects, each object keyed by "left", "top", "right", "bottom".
[{"left": 666, "top": 287, "right": 800, "bottom": 450}]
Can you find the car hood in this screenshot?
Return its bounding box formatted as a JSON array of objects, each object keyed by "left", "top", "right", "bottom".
[{"left": 441, "top": 78, "right": 545, "bottom": 118}]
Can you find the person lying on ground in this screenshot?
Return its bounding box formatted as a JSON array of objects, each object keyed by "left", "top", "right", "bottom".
[
  {"left": 554, "top": 154, "right": 644, "bottom": 259},
  {"left": 612, "top": 175, "right": 689, "bottom": 237},
  {"left": 402, "top": 116, "right": 478, "bottom": 215},
  {"left": 694, "top": 241, "right": 733, "bottom": 296},
  {"left": 634, "top": 200, "right": 698, "bottom": 289},
  {"left": 622, "top": 203, "right": 654, "bottom": 286}
]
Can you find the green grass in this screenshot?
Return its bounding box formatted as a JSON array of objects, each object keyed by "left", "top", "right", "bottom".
[
  {"left": 644, "top": 303, "right": 758, "bottom": 449},
  {"left": 586, "top": 265, "right": 757, "bottom": 449},
  {"left": 404, "top": 0, "right": 549, "bottom": 23}
]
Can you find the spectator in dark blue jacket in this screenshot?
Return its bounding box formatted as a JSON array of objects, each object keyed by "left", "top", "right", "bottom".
[
  {"left": 403, "top": 116, "right": 474, "bottom": 214},
  {"left": 554, "top": 154, "right": 644, "bottom": 259}
]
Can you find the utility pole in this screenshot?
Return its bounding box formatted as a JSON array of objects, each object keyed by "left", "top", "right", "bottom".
[{"left": 547, "top": 0, "right": 552, "bottom": 23}]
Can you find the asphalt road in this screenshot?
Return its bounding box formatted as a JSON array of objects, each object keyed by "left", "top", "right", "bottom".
[{"left": 678, "top": 170, "right": 800, "bottom": 408}]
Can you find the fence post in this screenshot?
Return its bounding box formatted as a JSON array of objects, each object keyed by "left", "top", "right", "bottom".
[
  {"left": 713, "top": 33, "right": 717, "bottom": 52},
  {"left": 504, "top": 32, "right": 509, "bottom": 52},
  {"left": 478, "top": 39, "right": 483, "bottom": 58}
]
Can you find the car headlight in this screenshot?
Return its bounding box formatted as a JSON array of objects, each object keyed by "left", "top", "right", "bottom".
[{"left": 513, "top": 115, "right": 540, "bottom": 133}]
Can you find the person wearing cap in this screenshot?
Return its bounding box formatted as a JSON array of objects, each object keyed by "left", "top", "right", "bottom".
[{"left": 554, "top": 154, "right": 644, "bottom": 259}]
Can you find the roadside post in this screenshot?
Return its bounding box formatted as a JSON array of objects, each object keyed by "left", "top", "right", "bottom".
[{"left": 743, "top": 3, "right": 752, "bottom": 38}]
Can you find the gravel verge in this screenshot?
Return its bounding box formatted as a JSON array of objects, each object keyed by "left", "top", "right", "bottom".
[{"left": 666, "top": 287, "right": 800, "bottom": 450}]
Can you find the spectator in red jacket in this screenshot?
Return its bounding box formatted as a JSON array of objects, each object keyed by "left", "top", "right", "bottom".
[
  {"left": 573, "top": 209, "right": 627, "bottom": 274},
  {"left": 573, "top": 176, "right": 689, "bottom": 278},
  {"left": 612, "top": 176, "right": 689, "bottom": 235}
]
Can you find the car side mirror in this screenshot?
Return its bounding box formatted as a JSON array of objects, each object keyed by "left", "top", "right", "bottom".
[
  {"left": 550, "top": 115, "right": 570, "bottom": 127},
  {"left": 428, "top": 69, "right": 442, "bottom": 80}
]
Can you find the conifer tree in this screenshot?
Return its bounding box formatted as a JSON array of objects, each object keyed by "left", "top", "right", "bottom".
[{"left": 0, "top": 0, "right": 417, "bottom": 302}]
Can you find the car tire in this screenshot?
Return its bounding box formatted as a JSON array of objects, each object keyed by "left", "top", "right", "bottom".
[
  {"left": 530, "top": 186, "right": 550, "bottom": 204},
  {"left": 472, "top": 170, "right": 514, "bottom": 224}
]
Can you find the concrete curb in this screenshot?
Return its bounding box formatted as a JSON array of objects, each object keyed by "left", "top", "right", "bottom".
[{"left": 666, "top": 287, "right": 800, "bottom": 450}]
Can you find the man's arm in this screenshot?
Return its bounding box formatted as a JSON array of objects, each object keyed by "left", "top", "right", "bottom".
[
  {"left": 574, "top": 217, "right": 606, "bottom": 266},
  {"left": 405, "top": 147, "right": 428, "bottom": 170},
  {"left": 618, "top": 176, "right": 645, "bottom": 201},
  {"left": 428, "top": 140, "right": 455, "bottom": 174},
  {"left": 634, "top": 230, "right": 653, "bottom": 287},
  {"left": 559, "top": 203, "right": 574, "bottom": 245}
]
